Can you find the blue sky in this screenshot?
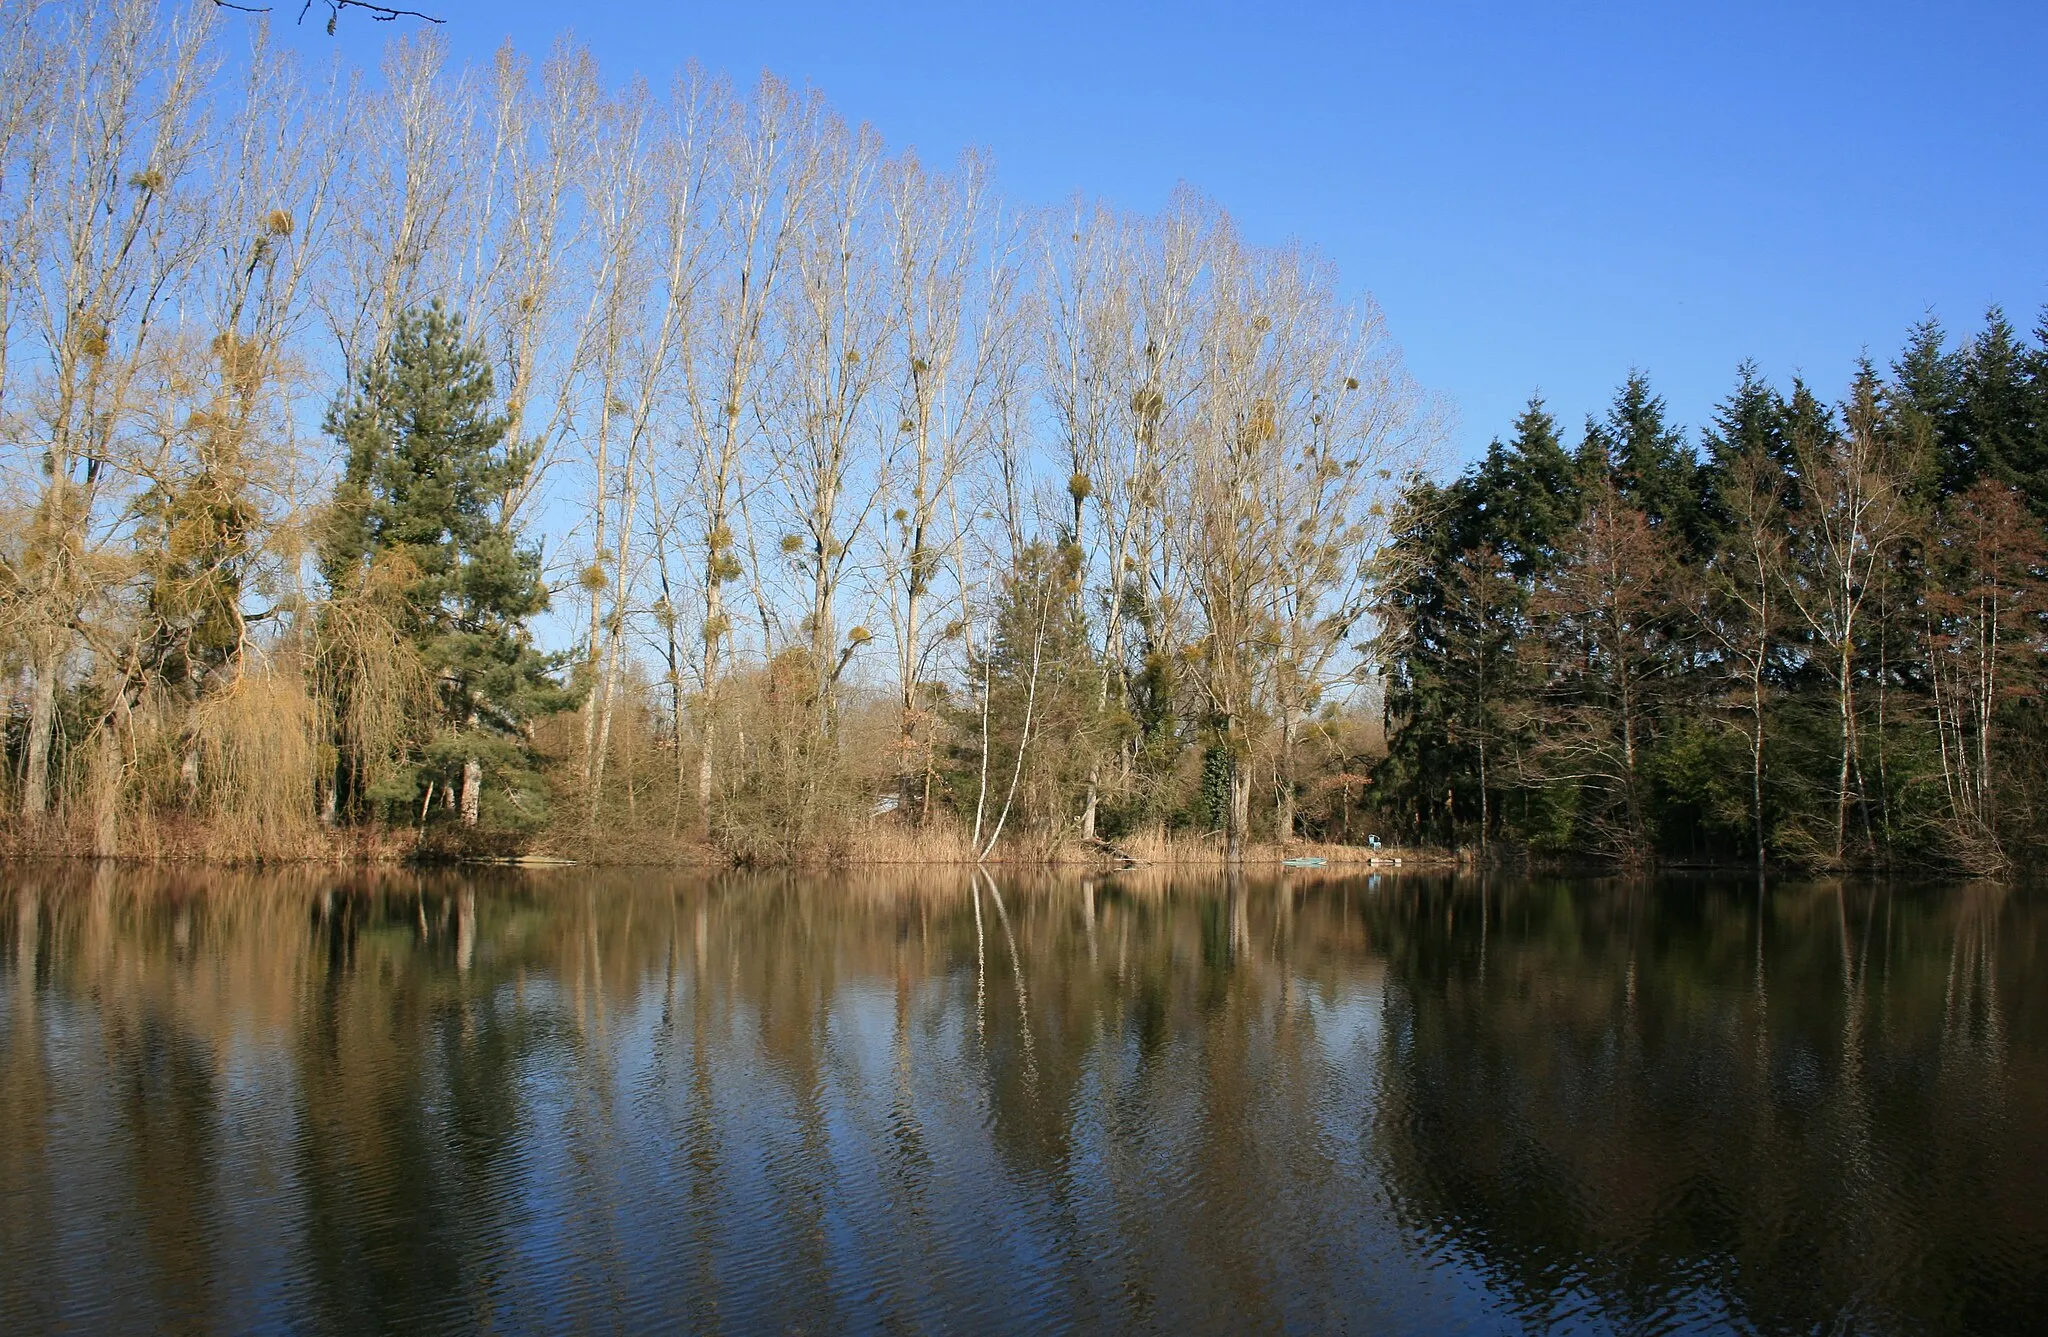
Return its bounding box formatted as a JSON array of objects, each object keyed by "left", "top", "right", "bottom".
[{"left": 324, "top": 0, "right": 2046, "bottom": 465}]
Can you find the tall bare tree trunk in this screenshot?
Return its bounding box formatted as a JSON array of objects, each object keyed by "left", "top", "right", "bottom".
[
  {"left": 92, "top": 726, "right": 121, "bottom": 858},
  {"left": 580, "top": 418, "right": 610, "bottom": 779},
  {"left": 1277, "top": 710, "right": 1297, "bottom": 844},
  {"left": 970, "top": 620, "right": 992, "bottom": 848},
  {"left": 1752, "top": 659, "right": 1768, "bottom": 874},
  {"left": 589, "top": 431, "right": 643, "bottom": 821},
  {"left": 21, "top": 649, "right": 56, "bottom": 819},
  {"left": 461, "top": 757, "right": 483, "bottom": 826},
  {"left": 699, "top": 573, "right": 723, "bottom": 816},
  {"left": 657, "top": 563, "right": 689, "bottom": 834},
  {"left": 978, "top": 585, "right": 1048, "bottom": 862},
  {"left": 1835, "top": 644, "right": 1854, "bottom": 867},
  {"left": 1226, "top": 734, "right": 1251, "bottom": 864}
]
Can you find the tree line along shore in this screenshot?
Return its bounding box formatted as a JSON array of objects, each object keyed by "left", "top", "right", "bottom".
[
  {"left": 2, "top": 3, "right": 2042, "bottom": 874},
  {"left": 1378, "top": 329, "right": 2048, "bottom": 876}
]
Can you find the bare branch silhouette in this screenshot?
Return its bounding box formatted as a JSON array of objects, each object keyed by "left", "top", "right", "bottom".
[{"left": 210, "top": 0, "right": 445, "bottom": 31}]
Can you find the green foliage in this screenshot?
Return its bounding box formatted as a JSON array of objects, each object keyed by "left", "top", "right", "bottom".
[
  {"left": 1643, "top": 717, "right": 1749, "bottom": 858},
  {"left": 1200, "top": 743, "right": 1232, "bottom": 832},
  {"left": 1959, "top": 309, "right": 2048, "bottom": 511},
  {"left": 1589, "top": 371, "right": 1711, "bottom": 554},
  {"left": 1375, "top": 397, "right": 1579, "bottom": 848},
  {"left": 135, "top": 456, "right": 261, "bottom": 696},
  {"left": 320, "top": 303, "right": 577, "bottom": 828},
  {"left": 935, "top": 540, "right": 1112, "bottom": 835},
  {"left": 1374, "top": 310, "right": 2048, "bottom": 871}
]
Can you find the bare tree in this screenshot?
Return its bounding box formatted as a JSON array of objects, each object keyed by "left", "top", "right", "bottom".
[
  {"left": 584, "top": 74, "right": 717, "bottom": 819},
  {"left": 1039, "top": 195, "right": 1210, "bottom": 839},
  {"left": 1178, "top": 234, "right": 1295, "bottom": 860},
  {"left": 570, "top": 76, "right": 656, "bottom": 788},
  {"left": 1525, "top": 478, "right": 1678, "bottom": 862},
  {"left": 1784, "top": 372, "right": 1914, "bottom": 867},
  {"left": 1264, "top": 274, "right": 1425, "bottom": 843},
  {"left": 1923, "top": 480, "right": 2046, "bottom": 872},
  {"left": 674, "top": 75, "right": 815, "bottom": 817},
  {"left": 877, "top": 148, "right": 1015, "bottom": 818},
  {"left": 0, "top": 0, "right": 58, "bottom": 423},
  {"left": 1704, "top": 446, "right": 1790, "bottom": 872},
  {"left": 116, "top": 24, "right": 350, "bottom": 840},
  {"left": 5, "top": 0, "right": 219, "bottom": 820},
  {"left": 468, "top": 42, "right": 599, "bottom": 522},
  {"left": 320, "top": 32, "right": 479, "bottom": 388},
  {"left": 765, "top": 113, "right": 891, "bottom": 737},
  {"left": 1174, "top": 227, "right": 1424, "bottom": 859}
]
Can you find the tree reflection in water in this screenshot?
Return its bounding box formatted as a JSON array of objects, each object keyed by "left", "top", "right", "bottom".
[{"left": 0, "top": 867, "right": 2042, "bottom": 1334}]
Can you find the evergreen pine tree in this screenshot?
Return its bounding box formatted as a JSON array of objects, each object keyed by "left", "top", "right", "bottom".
[
  {"left": 1472, "top": 396, "right": 1582, "bottom": 574},
  {"left": 1704, "top": 362, "right": 1786, "bottom": 464},
  {"left": 1600, "top": 371, "right": 1709, "bottom": 555},
  {"left": 1372, "top": 397, "right": 1582, "bottom": 849},
  {"left": 1960, "top": 307, "right": 2047, "bottom": 513},
  {"left": 1888, "top": 316, "right": 1964, "bottom": 499},
  {"left": 1370, "top": 476, "right": 1462, "bottom": 844},
  {"left": 2028, "top": 307, "right": 2048, "bottom": 512},
  {"left": 1780, "top": 377, "right": 1838, "bottom": 469},
  {"left": 321, "top": 302, "right": 575, "bottom": 830},
  {"left": 1699, "top": 360, "right": 1792, "bottom": 536}
]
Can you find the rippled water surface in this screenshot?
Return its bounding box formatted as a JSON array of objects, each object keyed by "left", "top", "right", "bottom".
[{"left": 0, "top": 867, "right": 2043, "bottom": 1334}]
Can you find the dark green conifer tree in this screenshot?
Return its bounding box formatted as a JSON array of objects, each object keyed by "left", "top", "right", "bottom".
[
  {"left": 1591, "top": 371, "right": 1710, "bottom": 555},
  {"left": 1887, "top": 316, "right": 1964, "bottom": 499},
  {"left": 320, "top": 302, "right": 574, "bottom": 830},
  {"left": 1703, "top": 361, "right": 1787, "bottom": 462},
  {"left": 1370, "top": 477, "right": 1459, "bottom": 844},
  {"left": 1959, "top": 307, "right": 2047, "bottom": 512},
  {"left": 1471, "top": 397, "right": 1582, "bottom": 573},
  {"left": 1373, "top": 308, "right": 2048, "bottom": 871},
  {"left": 1374, "top": 398, "right": 1582, "bottom": 848},
  {"left": 1698, "top": 360, "right": 1792, "bottom": 535}
]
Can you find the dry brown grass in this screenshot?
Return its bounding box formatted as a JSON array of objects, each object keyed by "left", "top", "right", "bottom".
[
  {"left": 0, "top": 803, "right": 1441, "bottom": 869},
  {"left": 0, "top": 810, "right": 419, "bottom": 865},
  {"left": 844, "top": 820, "right": 983, "bottom": 865},
  {"left": 1107, "top": 824, "right": 1437, "bottom": 867},
  {"left": 831, "top": 817, "right": 1437, "bottom": 869}
]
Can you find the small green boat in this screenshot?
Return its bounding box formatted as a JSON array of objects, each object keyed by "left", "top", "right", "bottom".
[{"left": 1281, "top": 857, "right": 1326, "bottom": 868}]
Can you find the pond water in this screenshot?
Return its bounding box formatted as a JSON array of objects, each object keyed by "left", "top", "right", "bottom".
[{"left": 0, "top": 866, "right": 2041, "bottom": 1334}]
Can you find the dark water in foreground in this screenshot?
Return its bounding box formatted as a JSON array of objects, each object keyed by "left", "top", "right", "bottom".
[{"left": 0, "top": 868, "right": 2042, "bottom": 1335}]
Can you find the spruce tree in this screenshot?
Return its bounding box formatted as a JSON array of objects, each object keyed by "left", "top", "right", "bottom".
[
  {"left": 1598, "top": 371, "right": 1709, "bottom": 555},
  {"left": 1959, "top": 307, "right": 2047, "bottom": 513},
  {"left": 1698, "top": 361, "right": 1791, "bottom": 535},
  {"left": 1780, "top": 377, "right": 1838, "bottom": 470},
  {"left": 1471, "top": 396, "right": 1582, "bottom": 574},
  {"left": 1704, "top": 362, "right": 1785, "bottom": 464},
  {"left": 1888, "top": 316, "right": 1963, "bottom": 499},
  {"left": 321, "top": 302, "right": 574, "bottom": 830},
  {"left": 1370, "top": 476, "right": 1461, "bottom": 844}
]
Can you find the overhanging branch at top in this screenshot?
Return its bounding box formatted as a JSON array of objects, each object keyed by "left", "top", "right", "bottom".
[{"left": 210, "top": 0, "right": 445, "bottom": 33}]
